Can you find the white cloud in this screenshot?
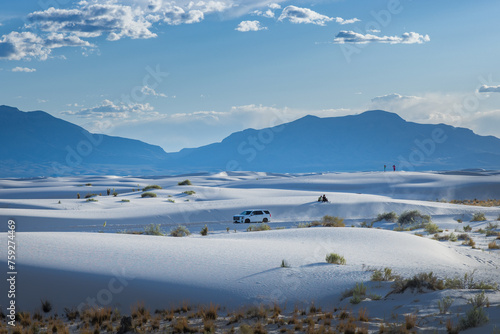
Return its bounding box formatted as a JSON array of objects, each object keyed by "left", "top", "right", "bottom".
[
  {"left": 268, "top": 3, "right": 281, "bottom": 10},
  {"left": 478, "top": 85, "right": 500, "bottom": 93},
  {"left": 147, "top": 0, "right": 232, "bottom": 25},
  {"left": 236, "top": 20, "right": 267, "bottom": 32},
  {"left": 61, "top": 100, "right": 157, "bottom": 119},
  {"left": 278, "top": 5, "right": 359, "bottom": 26},
  {"left": 11, "top": 66, "right": 36, "bottom": 72},
  {"left": 371, "top": 93, "right": 422, "bottom": 104},
  {"left": 334, "top": 30, "right": 430, "bottom": 44},
  {"left": 141, "top": 85, "right": 167, "bottom": 97},
  {"left": 0, "top": 31, "right": 93, "bottom": 60},
  {"left": 27, "top": 3, "right": 157, "bottom": 41}
]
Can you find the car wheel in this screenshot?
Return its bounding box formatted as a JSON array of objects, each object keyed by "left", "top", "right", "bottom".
[
  {"left": 244, "top": 219, "right": 250, "bottom": 224},
  {"left": 263, "top": 218, "right": 268, "bottom": 223}
]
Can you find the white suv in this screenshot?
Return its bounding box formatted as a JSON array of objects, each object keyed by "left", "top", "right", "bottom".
[{"left": 233, "top": 210, "right": 271, "bottom": 224}]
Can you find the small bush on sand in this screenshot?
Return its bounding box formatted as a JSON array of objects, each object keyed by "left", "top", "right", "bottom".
[
  {"left": 459, "top": 307, "right": 489, "bottom": 330},
  {"left": 488, "top": 241, "right": 499, "bottom": 249},
  {"left": 84, "top": 193, "right": 98, "bottom": 198},
  {"left": 397, "top": 210, "right": 431, "bottom": 227},
  {"left": 297, "top": 223, "right": 311, "bottom": 228},
  {"left": 486, "top": 222, "right": 499, "bottom": 230},
  {"left": 170, "top": 225, "right": 191, "bottom": 237},
  {"left": 471, "top": 212, "right": 487, "bottom": 222},
  {"left": 247, "top": 224, "right": 271, "bottom": 232},
  {"left": 41, "top": 299, "right": 52, "bottom": 313},
  {"left": 437, "top": 296, "right": 454, "bottom": 314},
  {"left": 121, "top": 199, "right": 130, "bottom": 202},
  {"left": 141, "top": 192, "right": 157, "bottom": 198},
  {"left": 86, "top": 198, "right": 98, "bottom": 202},
  {"left": 143, "top": 185, "right": 162, "bottom": 191},
  {"left": 325, "top": 253, "right": 346, "bottom": 265},
  {"left": 144, "top": 224, "right": 164, "bottom": 236},
  {"left": 281, "top": 259, "right": 290, "bottom": 268},
  {"left": 425, "top": 223, "right": 441, "bottom": 234},
  {"left": 360, "top": 221, "right": 374, "bottom": 228},
  {"left": 341, "top": 283, "right": 367, "bottom": 304},
  {"left": 371, "top": 267, "right": 396, "bottom": 281},
  {"left": 200, "top": 225, "right": 208, "bottom": 236},
  {"left": 374, "top": 211, "right": 398, "bottom": 223},
  {"left": 321, "top": 215, "right": 345, "bottom": 227},
  {"left": 178, "top": 179, "right": 192, "bottom": 186},
  {"left": 392, "top": 272, "right": 444, "bottom": 293},
  {"left": 183, "top": 190, "right": 196, "bottom": 195},
  {"left": 463, "top": 225, "right": 472, "bottom": 232}
]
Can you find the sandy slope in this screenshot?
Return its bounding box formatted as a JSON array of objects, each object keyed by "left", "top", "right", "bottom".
[
  {"left": 2, "top": 227, "right": 499, "bottom": 313},
  {"left": 0, "top": 171, "right": 499, "bottom": 332}
]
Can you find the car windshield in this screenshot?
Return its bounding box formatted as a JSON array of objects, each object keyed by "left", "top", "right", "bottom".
[{"left": 240, "top": 211, "right": 252, "bottom": 215}]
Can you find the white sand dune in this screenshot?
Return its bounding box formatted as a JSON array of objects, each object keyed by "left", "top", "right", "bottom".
[{"left": 0, "top": 170, "right": 499, "bottom": 332}]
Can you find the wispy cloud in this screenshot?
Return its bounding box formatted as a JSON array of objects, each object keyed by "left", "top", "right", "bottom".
[
  {"left": 11, "top": 66, "right": 36, "bottom": 72},
  {"left": 236, "top": 20, "right": 267, "bottom": 32},
  {"left": 61, "top": 100, "right": 158, "bottom": 119},
  {"left": 141, "top": 85, "right": 167, "bottom": 97},
  {"left": 334, "top": 31, "right": 430, "bottom": 44},
  {"left": 478, "top": 85, "right": 500, "bottom": 93},
  {"left": 278, "top": 5, "right": 359, "bottom": 26}
]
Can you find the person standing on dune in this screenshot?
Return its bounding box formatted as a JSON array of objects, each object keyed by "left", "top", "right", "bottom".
[{"left": 393, "top": 165, "right": 396, "bottom": 171}]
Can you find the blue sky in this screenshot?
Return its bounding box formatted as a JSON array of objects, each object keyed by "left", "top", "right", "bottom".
[{"left": 1, "top": 0, "right": 500, "bottom": 152}]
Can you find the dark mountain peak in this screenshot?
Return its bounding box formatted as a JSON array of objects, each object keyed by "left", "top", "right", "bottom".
[
  {"left": 0, "top": 105, "right": 22, "bottom": 114},
  {"left": 357, "top": 109, "right": 405, "bottom": 121}
]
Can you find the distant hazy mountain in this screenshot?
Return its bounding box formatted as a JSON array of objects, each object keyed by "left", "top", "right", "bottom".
[
  {"left": 165, "top": 110, "right": 500, "bottom": 173},
  {"left": 2, "top": 106, "right": 500, "bottom": 177},
  {"left": 0, "top": 105, "right": 168, "bottom": 177}
]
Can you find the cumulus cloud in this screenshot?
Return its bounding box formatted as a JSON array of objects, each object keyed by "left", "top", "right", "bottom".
[
  {"left": 147, "top": 0, "right": 232, "bottom": 25},
  {"left": 0, "top": 31, "right": 93, "bottom": 60},
  {"left": 236, "top": 20, "right": 267, "bottom": 32},
  {"left": 11, "top": 66, "right": 36, "bottom": 72},
  {"left": 478, "top": 85, "right": 500, "bottom": 93},
  {"left": 61, "top": 100, "right": 157, "bottom": 119},
  {"left": 371, "top": 93, "right": 422, "bottom": 104},
  {"left": 27, "top": 3, "right": 157, "bottom": 41},
  {"left": 278, "top": 6, "right": 359, "bottom": 26},
  {"left": 334, "top": 30, "right": 430, "bottom": 44},
  {"left": 141, "top": 85, "right": 167, "bottom": 97}
]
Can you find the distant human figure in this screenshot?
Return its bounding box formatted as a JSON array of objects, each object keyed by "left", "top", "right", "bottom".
[
  {"left": 393, "top": 165, "right": 396, "bottom": 171},
  {"left": 322, "top": 194, "right": 328, "bottom": 202},
  {"left": 384, "top": 165, "right": 386, "bottom": 172},
  {"left": 318, "top": 195, "right": 322, "bottom": 202}
]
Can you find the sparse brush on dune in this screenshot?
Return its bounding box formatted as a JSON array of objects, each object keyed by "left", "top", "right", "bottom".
[{"left": 143, "top": 185, "right": 162, "bottom": 191}]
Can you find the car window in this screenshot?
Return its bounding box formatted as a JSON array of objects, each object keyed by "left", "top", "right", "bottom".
[
  {"left": 264, "top": 211, "right": 270, "bottom": 214},
  {"left": 241, "top": 211, "right": 252, "bottom": 215},
  {"left": 253, "top": 211, "right": 263, "bottom": 215}
]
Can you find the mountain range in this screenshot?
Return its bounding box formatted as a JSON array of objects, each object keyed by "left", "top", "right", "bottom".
[{"left": 2, "top": 105, "right": 500, "bottom": 177}]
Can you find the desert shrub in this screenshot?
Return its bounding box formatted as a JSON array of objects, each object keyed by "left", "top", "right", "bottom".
[
  {"left": 360, "top": 221, "right": 374, "bottom": 228},
  {"left": 449, "top": 232, "right": 458, "bottom": 242},
  {"left": 280, "top": 260, "right": 290, "bottom": 268},
  {"left": 463, "top": 225, "right": 472, "bottom": 232},
  {"left": 64, "top": 307, "right": 79, "bottom": 321},
  {"left": 425, "top": 223, "right": 440, "bottom": 234},
  {"left": 178, "top": 179, "right": 192, "bottom": 186},
  {"left": 200, "top": 225, "right": 208, "bottom": 236},
  {"left": 486, "top": 222, "right": 498, "bottom": 230},
  {"left": 121, "top": 199, "right": 130, "bottom": 202},
  {"left": 247, "top": 224, "right": 271, "bottom": 232},
  {"left": 86, "top": 198, "right": 98, "bottom": 202},
  {"left": 170, "top": 225, "right": 191, "bottom": 237},
  {"left": 144, "top": 224, "right": 164, "bottom": 236},
  {"left": 374, "top": 211, "right": 398, "bottom": 223},
  {"left": 113, "top": 192, "right": 118, "bottom": 197},
  {"left": 143, "top": 185, "right": 162, "bottom": 191},
  {"left": 325, "top": 253, "right": 346, "bottom": 265},
  {"left": 488, "top": 241, "right": 499, "bottom": 249},
  {"left": 471, "top": 212, "right": 487, "bottom": 222},
  {"left": 392, "top": 272, "right": 444, "bottom": 293},
  {"left": 468, "top": 291, "right": 489, "bottom": 308},
  {"left": 341, "top": 283, "right": 367, "bottom": 304},
  {"left": 173, "top": 317, "right": 196, "bottom": 333},
  {"left": 486, "top": 230, "right": 499, "bottom": 237},
  {"left": 84, "top": 193, "right": 97, "bottom": 198},
  {"left": 459, "top": 307, "right": 489, "bottom": 330},
  {"left": 41, "top": 299, "right": 52, "bottom": 313},
  {"left": 297, "top": 222, "right": 311, "bottom": 228},
  {"left": 437, "top": 296, "right": 453, "bottom": 314},
  {"left": 371, "top": 267, "right": 396, "bottom": 281},
  {"left": 168, "top": 199, "right": 175, "bottom": 203},
  {"left": 183, "top": 190, "right": 196, "bottom": 195},
  {"left": 85, "top": 183, "right": 92, "bottom": 186},
  {"left": 141, "top": 192, "right": 157, "bottom": 198},
  {"left": 321, "top": 215, "right": 345, "bottom": 227},
  {"left": 77, "top": 193, "right": 80, "bottom": 199},
  {"left": 397, "top": 210, "right": 431, "bottom": 227},
  {"left": 463, "top": 237, "right": 476, "bottom": 248}
]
